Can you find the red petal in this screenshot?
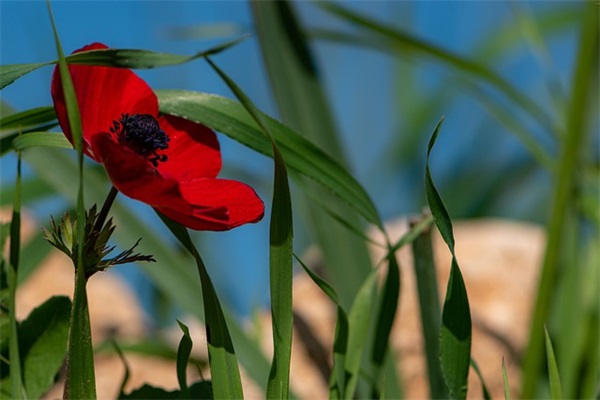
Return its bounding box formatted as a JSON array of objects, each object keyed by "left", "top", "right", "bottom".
[
  {"left": 51, "top": 43, "right": 158, "bottom": 161},
  {"left": 160, "top": 178, "right": 265, "bottom": 231},
  {"left": 90, "top": 132, "right": 191, "bottom": 211},
  {"left": 156, "top": 115, "right": 222, "bottom": 180}
]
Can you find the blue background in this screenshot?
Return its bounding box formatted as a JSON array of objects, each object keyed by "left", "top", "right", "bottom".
[{"left": 0, "top": 1, "right": 580, "bottom": 318}]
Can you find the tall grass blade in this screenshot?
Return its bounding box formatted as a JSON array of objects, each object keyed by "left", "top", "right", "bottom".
[
  {"left": 521, "top": 5, "right": 598, "bottom": 397},
  {"left": 410, "top": 215, "right": 446, "bottom": 399},
  {"left": 176, "top": 320, "right": 193, "bottom": 398},
  {"left": 470, "top": 358, "right": 491, "bottom": 400},
  {"left": 426, "top": 118, "right": 472, "bottom": 399},
  {"left": 204, "top": 57, "right": 294, "bottom": 400},
  {"left": 502, "top": 357, "right": 510, "bottom": 400}
]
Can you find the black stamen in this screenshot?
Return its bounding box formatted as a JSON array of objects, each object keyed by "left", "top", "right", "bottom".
[{"left": 110, "top": 114, "right": 170, "bottom": 166}]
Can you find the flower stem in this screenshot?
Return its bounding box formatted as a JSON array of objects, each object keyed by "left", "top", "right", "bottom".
[{"left": 94, "top": 186, "right": 119, "bottom": 233}]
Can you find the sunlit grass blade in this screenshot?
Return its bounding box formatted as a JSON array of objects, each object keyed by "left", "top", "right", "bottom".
[
  {"left": 11, "top": 132, "right": 72, "bottom": 151},
  {"left": 426, "top": 118, "right": 471, "bottom": 399},
  {"left": 8, "top": 148, "right": 25, "bottom": 399},
  {"left": 0, "top": 37, "right": 247, "bottom": 90},
  {"left": 410, "top": 215, "right": 446, "bottom": 399},
  {"left": 521, "top": 5, "right": 598, "bottom": 397},
  {"left": 176, "top": 320, "right": 193, "bottom": 397},
  {"left": 157, "top": 212, "right": 243, "bottom": 399},
  {"left": 48, "top": 1, "right": 94, "bottom": 398},
  {"left": 156, "top": 90, "right": 381, "bottom": 231},
  {"left": 204, "top": 57, "right": 294, "bottom": 400},
  {"left": 502, "top": 357, "right": 511, "bottom": 400},
  {"left": 544, "top": 328, "right": 563, "bottom": 399},
  {"left": 470, "top": 358, "right": 491, "bottom": 400}
]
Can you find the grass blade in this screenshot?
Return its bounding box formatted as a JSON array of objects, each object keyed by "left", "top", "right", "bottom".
[
  {"left": 410, "top": 215, "right": 446, "bottom": 399},
  {"left": 521, "top": 5, "right": 598, "bottom": 397},
  {"left": 11, "top": 132, "right": 72, "bottom": 151},
  {"left": 204, "top": 57, "right": 294, "bottom": 400},
  {"left": 426, "top": 118, "right": 472, "bottom": 399},
  {"left": 176, "top": 320, "right": 193, "bottom": 397},
  {"left": 544, "top": 328, "right": 563, "bottom": 399},
  {"left": 470, "top": 358, "right": 491, "bottom": 400},
  {"left": 0, "top": 106, "right": 56, "bottom": 137},
  {"left": 502, "top": 357, "right": 511, "bottom": 400},
  {"left": 157, "top": 212, "right": 244, "bottom": 399}
]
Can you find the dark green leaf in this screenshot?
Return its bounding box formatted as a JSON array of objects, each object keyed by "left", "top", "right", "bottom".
[
  {"left": 121, "top": 381, "right": 213, "bottom": 400},
  {"left": 470, "top": 358, "right": 492, "bottom": 400},
  {"left": 0, "top": 106, "right": 57, "bottom": 137},
  {"left": 19, "top": 296, "right": 71, "bottom": 399},
  {"left": 545, "top": 328, "right": 564, "bottom": 399},
  {"left": 176, "top": 320, "right": 193, "bottom": 397}
]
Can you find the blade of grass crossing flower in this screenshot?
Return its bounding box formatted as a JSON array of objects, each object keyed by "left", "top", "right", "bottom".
[
  {"left": 156, "top": 90, "right": 381, "bottom": 231},
  {"left": 0, "top": 106, "right": 56, "bottom": 137},
  {"left": 8, "top": 149, "right": 25, "bottom": 399},
  {"left": 544, "top": 328, "right": 563, "bottom": 399},
  {"left": 204, "top": 57, "right": 294, "bottom": 400},
  {"left": 48, "top": 2, "right": 95, "bottom": 398},
  {"left": 157, "top": 212, "right": 244, "bottom": 399},
  {"left": 502, "top": 357, "right": 511, "bottom": 400},
  {"left": 0, "top": 38, "right": 247, "bottom": 90},
  {"left": 522, "top": 6, "right": 598, "bottom": 398},
  {"left": 410, "top": 216, "right": 446, "bottom": 399},
  {"left": 176, "top": 320, "right": 193, "bottom": 397},
  {"left": 470, "top": 359, "right": 491, "bottom": 400},
  {"left": 294, "top": 254, "right": 349, "bottom": 399},
  {"left": 426, "top": 118, "right": 472, "bottom": 399}
]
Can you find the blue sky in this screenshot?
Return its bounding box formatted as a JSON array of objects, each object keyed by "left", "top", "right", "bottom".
[{"left": 0, "top": 1, "right": 580, "bottom": 317}]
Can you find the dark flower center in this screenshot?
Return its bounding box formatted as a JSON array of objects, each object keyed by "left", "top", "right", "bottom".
[{"left": 110, "top": 113, "right": 170, "bottom": 167}]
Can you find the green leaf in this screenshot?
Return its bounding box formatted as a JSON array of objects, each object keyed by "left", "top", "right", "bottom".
[
  {"left": 0, "top": 62, "right": 52, "bottom": 90},
  {"left": 19, "top": 296, "right": 71, "bottom": 399},
  {"left": 176, "top": 320, "right": 193, "bottom": 397},
  {"left": 11, "top": 132, "right": 72, "bottom": 151},
  {"left": 425, "top": 118, "right": 472, "bottom": 399},
  {"left": 521, "top": 5, "right": 599, "bottom": 397},
  {"left": 157, "top": 212, "right": 243, "bottom": 400},
  {"left": 121, "top": 381, "right": 213, "bottom": 400},
  {"left": 410, "top": 215, "right": 446, "bottom": 399},
  {"left": 156, "top": 90, "right": 381, "bottom": 230},
  {"left": 545, "top": 328, "right": 564, "bottom": 399},
  {"left": 203, "top": 57, "right": 294, "bottom": 400},
  {"left": 344, "top": 270, "right": 379, "bottom": 399}
]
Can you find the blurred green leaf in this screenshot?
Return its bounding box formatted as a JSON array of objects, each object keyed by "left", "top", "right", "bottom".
[
  {"left": 121, "top": 381, "right": 213, "bottom": 400},
  {"left": 156, "top": 90, "right": 382, "bottom": 231},
  {"left": 545, "top": 328, "right": 564, "bottom": 399},
  {"left": 19, "top": 296, "right": 71, "bottom": 399},
  {"left": 426, "top": 118, "right": 471, "bottom": 399},
  {"left": 0, "top": 106, "right": 56, "bottom": 137},
  {"left": 0, "top": 62, "right": 52, "bottom": 90},
  {"left": 502, "top": 357, "right": 511, "bottom": 400}
]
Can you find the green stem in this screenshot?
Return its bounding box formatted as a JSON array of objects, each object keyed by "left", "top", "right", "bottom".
[
  {"left": 8, "top": 152, "right": 25, "bottom": 399},
  {"left": 521, "top": 4, "right": 598, "bottom": 397},
  {"left": 93, "top": 186, "right": 119, "bottom": 233}
]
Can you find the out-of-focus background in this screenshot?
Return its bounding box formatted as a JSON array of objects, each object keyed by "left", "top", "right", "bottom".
[{"left": 0, "top": 1, "right": 589, "bottom": 317}]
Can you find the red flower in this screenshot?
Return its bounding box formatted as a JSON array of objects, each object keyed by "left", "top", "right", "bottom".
[{"left": 51, "top": 43, "right": 264, "bottom": 231}]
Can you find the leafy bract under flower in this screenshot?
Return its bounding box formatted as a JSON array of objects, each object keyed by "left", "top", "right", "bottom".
[{"left": 51, "top": 43, "right": 264, "bottom": 231}]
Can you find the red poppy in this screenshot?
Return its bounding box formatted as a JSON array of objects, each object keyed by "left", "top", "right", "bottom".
[{"left": 51, "top": 43, "right": 264, "bottom": 231}]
